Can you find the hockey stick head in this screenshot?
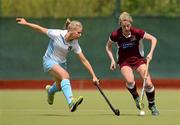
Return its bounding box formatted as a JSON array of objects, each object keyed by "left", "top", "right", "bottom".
[{"left": 114, "top": 109, "right": 120, "bottom": 116}]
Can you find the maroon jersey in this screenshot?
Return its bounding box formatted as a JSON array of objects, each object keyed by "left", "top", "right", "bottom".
[{"left": 110, "top": 27, "right": 145, "bottom": 68}]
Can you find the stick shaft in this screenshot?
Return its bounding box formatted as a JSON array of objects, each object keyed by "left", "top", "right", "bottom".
[
  {"left": 95, "top": 82, "right": 117, "bottom": 113},
  {"left": 139, "top": 59, "right": 150, "bottom": 109}
]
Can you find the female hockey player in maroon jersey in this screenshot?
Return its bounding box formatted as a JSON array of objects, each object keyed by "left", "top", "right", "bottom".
[{"left": 106, "top": 12, "right": 159, "bottom": 116}]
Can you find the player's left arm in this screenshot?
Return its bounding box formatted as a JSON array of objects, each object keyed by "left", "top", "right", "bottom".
[
  {"left": 143, "top": 33, "right": 157, "bottom": 61},
  {"left": 77, "top": 52, "right": 99, "bottom": 83}
]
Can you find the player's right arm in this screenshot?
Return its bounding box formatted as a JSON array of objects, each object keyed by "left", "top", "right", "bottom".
[
  {"left": 16, "top": 18, "right": 48, "bottom": 34},
  {"left": 106, "top": 38, "right": 116, "bottom": 70}
]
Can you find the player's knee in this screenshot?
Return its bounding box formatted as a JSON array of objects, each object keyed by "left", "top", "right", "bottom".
[
  {"left": 145, "top": 80, "right": 153, "bottom": 87},
  {"left": 145, "top": 84, "right": 154, "bottom": 92},
  {"left": 126, "top": 79, "right": 135, "bottom": 84},
  {"left": 62, "top": 72, "right": 70, "bottom": 79},
  {"left": 126, "top": 81, "right": 135, "bottom": 89}
]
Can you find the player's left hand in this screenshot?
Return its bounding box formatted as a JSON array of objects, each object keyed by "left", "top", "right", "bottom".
[
  {"left": 146, "top": 53, "right": 153, "bottom": 61},
  {"left": 93, "top": 77, "right": 100, "bottom": 84}
]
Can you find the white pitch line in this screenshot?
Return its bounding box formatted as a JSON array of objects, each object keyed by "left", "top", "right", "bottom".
[
  {"left": 0, "top": 109, "right": 180, "bottom": 112},
  {"left": 0, "top": 109, "right": 106, "bottom": 112}
]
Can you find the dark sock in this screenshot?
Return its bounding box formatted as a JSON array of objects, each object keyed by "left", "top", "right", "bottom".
[
  {"left": 146, "top": 90, "right": 155, "bottom": 107},
  {"left": 127, "top": 84, "right": 139, "bottom": 100}
]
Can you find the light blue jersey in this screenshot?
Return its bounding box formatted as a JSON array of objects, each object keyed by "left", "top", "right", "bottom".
[{"left": 43, "top": 29, "right": 82, "bottom": 72}]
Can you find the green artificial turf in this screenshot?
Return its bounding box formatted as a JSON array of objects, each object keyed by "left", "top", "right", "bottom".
[{"left": 0, "top": 90, "right": 179, "bottom": 125}]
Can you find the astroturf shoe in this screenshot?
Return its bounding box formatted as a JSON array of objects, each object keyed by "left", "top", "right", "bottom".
[
  {"left": 149, "top": 105, "right": 160, "bottom": 116},
  {"left": 46, "top": 85, "right": 55, "bottom": 105},
  {"left": 69, "top": 96, "right": 83, "bottom": 112},
  {"left": 134, "top": 97, "right": 141, "bottom": 110}
]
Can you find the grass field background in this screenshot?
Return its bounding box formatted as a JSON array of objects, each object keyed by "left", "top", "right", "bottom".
[{"left": 0, "top": 89, "right": 180, "bottom": 125}]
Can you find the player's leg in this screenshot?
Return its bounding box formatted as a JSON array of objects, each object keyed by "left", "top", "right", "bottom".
[
  {"left": 49, "top": 78, "right": 61, "bottom": 93},
  {"left": 43, "top": 59, "right": 62, "bottom": 105},
  {"left": 49, "top": 64, "right": 83, "bottom": 112},
  {"left": 45, "top": 77, "right": 61, "bottom": 105},
  {"left": 136, "top": 64, "right": 159, "bottom": 116},
  {"left": 120, "top": 66, "right": 140, "bottom": 109},
  {"left": 145, "top": 76, "right": 159, "bottom": 116}
]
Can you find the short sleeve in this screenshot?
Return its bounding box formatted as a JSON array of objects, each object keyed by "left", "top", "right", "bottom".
[
  {"left": 135, "top": 28, "right": 145, "bottom": 39},
  {"left": 47, "top": 29, "right": 61, "bottom": 40},
  {"left": 73, "top": 41, "right": 82, "bottom": 54},
  {"left": 109, "top": 31, "right": 118, "bottom": 42}
]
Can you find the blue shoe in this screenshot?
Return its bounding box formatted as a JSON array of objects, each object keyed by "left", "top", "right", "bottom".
[
  {"left": 46, "top": 85, "right": 55, "bottom": 105},
  {"left": 69, "top": 96, "right": 83, "bottom": 112},
  {"left": 149, "top": 105, "right": 160, "bottom": 116}
]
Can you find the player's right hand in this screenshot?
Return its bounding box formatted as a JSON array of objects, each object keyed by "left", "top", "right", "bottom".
[
  {"left": 16, "top": 18, "right": 27, "bottom": 25},
  {"left": 110, "top": 60, "right": 116, "bottom": 70}
]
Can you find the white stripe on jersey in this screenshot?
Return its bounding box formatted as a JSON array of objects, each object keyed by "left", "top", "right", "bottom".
[
  {"left": 139, "top": 32, "right": 146, "bottom": 57},
  {"left": 43, "top": 29, "right": 82, "bottom": 63}
]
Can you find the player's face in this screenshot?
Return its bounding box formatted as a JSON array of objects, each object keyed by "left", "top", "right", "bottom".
[
  {"left": 72, "top": 27, "right": 83, "bottom": 40},
  {"left": 121, "top": 20, "right": 131, "bottom": 35}
]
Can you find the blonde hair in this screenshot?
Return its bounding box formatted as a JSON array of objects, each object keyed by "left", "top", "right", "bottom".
[
  {"left": 119, "top": 12, "right": 133, "bottom": 25},
  {"left": 64, "top": 18, "right": 83, "bottom": 31}
]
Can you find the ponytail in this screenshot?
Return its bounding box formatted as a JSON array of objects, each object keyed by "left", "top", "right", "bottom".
[{"left": 64, "top": 18, "right": 71, "bottom": 30}]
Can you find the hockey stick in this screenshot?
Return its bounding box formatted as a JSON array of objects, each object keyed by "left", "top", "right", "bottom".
[
  {"left": 139, "top": 59, "right": 150, "bottom": 110},
  {"left": 94, "top": 81, "right": 120, "bottom": 116}
]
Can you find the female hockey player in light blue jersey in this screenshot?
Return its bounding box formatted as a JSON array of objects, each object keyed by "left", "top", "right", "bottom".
[{"left": 16, "top": 18, "right": 99, "bottom": 112}]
